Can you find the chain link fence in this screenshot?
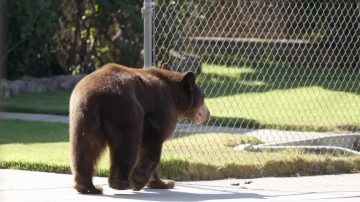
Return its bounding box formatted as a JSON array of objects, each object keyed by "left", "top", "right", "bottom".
[{"left": 150, "top": 0, "right": 360, "bottom": 177}]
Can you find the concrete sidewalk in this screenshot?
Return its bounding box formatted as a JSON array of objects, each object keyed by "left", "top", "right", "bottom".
[{"left": 1, "top": 169, "right": 360, "bottom": 202}]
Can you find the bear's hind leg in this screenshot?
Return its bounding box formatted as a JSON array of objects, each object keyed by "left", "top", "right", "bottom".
[
  {"left": 107, "top": 123, "right": 142, "bottom": 190},
  {"left": 71, "top": 135, "right": 105, "bottom": 194}
]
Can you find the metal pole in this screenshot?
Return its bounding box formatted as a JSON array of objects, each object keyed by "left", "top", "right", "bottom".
[
  {"left": 0, "top": 0, "right": 6, "bottom": 78},
  {"left": 142, "top": 0, "right": 154, "bottom": 67}
]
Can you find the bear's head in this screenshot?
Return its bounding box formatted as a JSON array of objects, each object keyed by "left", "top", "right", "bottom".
[{"left": 178, "top": 71, "right": 210, "bottom": 125}]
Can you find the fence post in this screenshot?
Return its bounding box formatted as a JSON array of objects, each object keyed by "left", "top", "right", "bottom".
[
  {"left": 142, "top": 0, "right": 154, "bottom": 67},
  {"left": 0, "top": 0, "right": 6, "bottom": 78}
]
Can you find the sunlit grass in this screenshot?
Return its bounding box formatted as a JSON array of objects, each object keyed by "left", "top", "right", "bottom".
[{"left": 163, "top": 133, "right": 263, "bottom": 165}]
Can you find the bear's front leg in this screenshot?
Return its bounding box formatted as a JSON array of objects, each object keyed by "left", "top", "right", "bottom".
[
  {"left": 147, "top": 170, "right": 175, "bottom": 189},
  {"left": 129, "top": 142, "right": 162, "bottom": 191}
]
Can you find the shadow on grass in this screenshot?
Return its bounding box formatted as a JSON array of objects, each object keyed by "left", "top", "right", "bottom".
[
  {"left": 205, "top": 116, "right": 360, "bottom": 132},
  {"left": 206, "top": 116, "right": 261, "bottom": 129},
  {"left": 0, "top": 119, "right": 68, "bottom": 144},
  {"left": 199, "top": 60, "right": 359, "bottom": 98},
  {"left": 0, "top": 90, "right": 71, "bottom": 115}
]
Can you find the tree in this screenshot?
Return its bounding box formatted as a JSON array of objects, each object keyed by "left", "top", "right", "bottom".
[{"left": 4, "top": 0, "right": 144, "bottom": 79}]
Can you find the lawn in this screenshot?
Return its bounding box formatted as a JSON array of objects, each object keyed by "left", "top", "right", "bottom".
[
  {"left": 1, "top": 63, "right": 359, "bottom": 132},
  {"left": 0, "top": 90, "right": 71, "bottom": 115},
  {"left": 1, "top": 120, "right": 359, "bottom": 180}
]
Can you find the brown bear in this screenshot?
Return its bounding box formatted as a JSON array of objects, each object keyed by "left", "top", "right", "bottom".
[{"left": 69, "top": 63, "right": 210, "bottom": 194}]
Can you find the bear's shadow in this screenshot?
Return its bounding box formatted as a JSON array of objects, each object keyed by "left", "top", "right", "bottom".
[{"left": 97, "top": 188, "right": 264, "bottom": 201}]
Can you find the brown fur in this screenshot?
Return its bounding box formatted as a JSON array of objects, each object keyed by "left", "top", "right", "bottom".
[{"left": 69, "top": 63, "right": 209, "bottom": 194}]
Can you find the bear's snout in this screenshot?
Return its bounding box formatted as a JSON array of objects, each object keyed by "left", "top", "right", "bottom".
[{"left": 194, "top": 103, "right": 210, "bottom": 125}]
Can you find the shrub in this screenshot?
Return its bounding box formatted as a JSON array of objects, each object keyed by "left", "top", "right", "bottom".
[{"left": 4, "top": 0, "right": 143, "bottom": 80}]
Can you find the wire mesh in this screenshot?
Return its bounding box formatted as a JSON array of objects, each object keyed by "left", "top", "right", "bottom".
[{"left": 152, "top": 0, "right": 360, "bottom": 176}]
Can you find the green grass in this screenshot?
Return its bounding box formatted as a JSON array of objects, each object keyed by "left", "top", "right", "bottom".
[
  {"left": 0, "top": 90, "right": 71, "bottom": 115},
  {"left": 1, "top": 120, "right": 359, "bottom": 180}
]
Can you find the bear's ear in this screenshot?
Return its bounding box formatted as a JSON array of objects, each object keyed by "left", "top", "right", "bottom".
[
  {"left": 181, "top": 71, "right": 196, "bottom": 92},
  {"left": 160, "top": 63, "right": 172, "bottom": 71}
]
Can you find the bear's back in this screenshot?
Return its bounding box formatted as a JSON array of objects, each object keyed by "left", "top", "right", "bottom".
[{"left": 78, "top": 63, "right": 135, "bottom": 91}]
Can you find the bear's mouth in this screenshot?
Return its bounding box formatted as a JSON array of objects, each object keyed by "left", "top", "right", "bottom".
[
  {"left": 193, "top": 104, "right": 210, "bottom": 125},
  {"left": 193, "top": 113, "right": 204, "bottom": 125}
]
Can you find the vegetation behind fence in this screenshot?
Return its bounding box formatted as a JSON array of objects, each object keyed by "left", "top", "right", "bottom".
[
  {"left": 154, "top": 0, "right": 360, "bottom": 168},
  {"left": 3, "top": 0, "right": 144, "bottom": 80}
]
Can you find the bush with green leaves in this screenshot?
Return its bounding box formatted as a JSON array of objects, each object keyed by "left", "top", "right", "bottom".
[{"left": 4, "top": 0, "right": 143, "bottom": 80}]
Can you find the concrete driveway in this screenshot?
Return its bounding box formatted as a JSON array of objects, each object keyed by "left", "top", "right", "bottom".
[{"left": 1, "top": 169, "right": 360, "bottom": 202}]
